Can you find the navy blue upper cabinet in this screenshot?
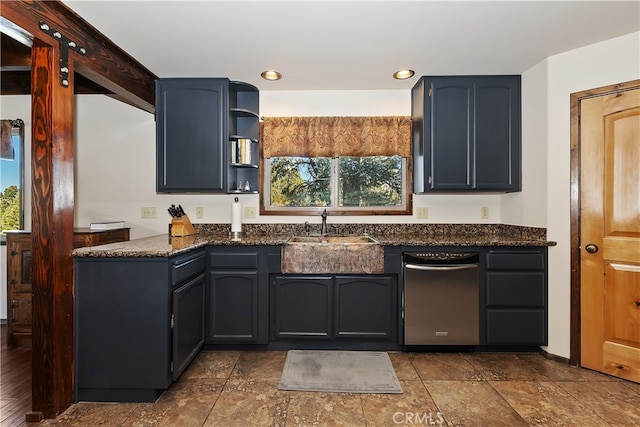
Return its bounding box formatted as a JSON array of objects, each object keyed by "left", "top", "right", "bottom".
[
  {"left": 156, "top": 78, "right": 228, "bottom": 192},
  {"left": 412, "top": 76, "right": 521, "bottom": 193}
]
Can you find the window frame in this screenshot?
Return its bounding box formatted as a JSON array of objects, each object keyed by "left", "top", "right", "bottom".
[{"left": 261, "top": 155, "right": 412, "bottom": 216}]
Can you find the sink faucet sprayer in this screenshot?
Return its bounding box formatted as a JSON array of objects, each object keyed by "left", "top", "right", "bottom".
[{"left": 320, "top": 209, "right": 328, "bottom": 236}]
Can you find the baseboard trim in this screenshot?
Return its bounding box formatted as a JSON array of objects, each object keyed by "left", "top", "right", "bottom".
[{"left": 538, "top": 348, "right": 571, "bottom": 364}]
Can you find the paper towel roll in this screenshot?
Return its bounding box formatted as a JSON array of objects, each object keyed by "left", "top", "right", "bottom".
[{"left": 231, "top": 198, "right": 242, "bottom": 233}]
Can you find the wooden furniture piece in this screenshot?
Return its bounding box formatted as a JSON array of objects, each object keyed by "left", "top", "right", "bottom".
[{"left": 5, "top": 228, "right": 130, "bottom": 347}]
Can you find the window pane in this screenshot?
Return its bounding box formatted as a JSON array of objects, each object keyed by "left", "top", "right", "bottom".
[
  {"left": 338, "top": 156, "right": 402, "bottom": 207},
  {"left": 1, "top": 133, "right": 23, "bottom": 230},
  {"left": 269, "top": 157, "right": 331, "bottom": 207}
]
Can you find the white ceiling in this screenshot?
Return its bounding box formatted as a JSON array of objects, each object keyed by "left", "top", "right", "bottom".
[{"left": 63, "top": 0, "right": 640, "bottom": 91}]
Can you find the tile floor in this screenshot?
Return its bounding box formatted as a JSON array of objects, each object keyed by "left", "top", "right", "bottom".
[{"left": 32, "top": 351, "right": 640, "bottom": 427}]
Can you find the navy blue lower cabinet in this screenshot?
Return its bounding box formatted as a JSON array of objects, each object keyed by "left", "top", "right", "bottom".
[
  {"left": 334, "top": 276, "right": 396, "bottom": 340},
  {"left": 271, "top": 275, "right": 333, "bottom": 340},
  {"left": 483, "top": 248, "right": 548, "bottom": 346},
  {"left": 206, "top": 246, "right": 269, "bottom": 344},
  {"left": 271, "top": 274, "right": 397, "bottom": 343},
  {"left": 74, "top": 249, "right": 206, "bottom": 402},
  {"left": 172, "top": 272, "right": 206, "bottom": 380},
  {"left": 207, "top": 271, "right": 260, "bottom": 343}
]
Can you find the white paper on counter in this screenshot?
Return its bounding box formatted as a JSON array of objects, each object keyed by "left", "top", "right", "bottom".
[{"left": 231, "top": 199, "right": 242, "bottom": 232}]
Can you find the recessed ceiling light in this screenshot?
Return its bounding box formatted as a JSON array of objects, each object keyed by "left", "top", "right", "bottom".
[
  {"left": 393, "top": 69, "right": 415, "bottom": 80},
  {"left": 261, "top": 70, "right": 282, "bottom": 81}
]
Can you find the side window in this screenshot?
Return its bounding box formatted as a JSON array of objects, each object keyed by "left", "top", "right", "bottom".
[{"left": 1, "top": 119, "right": 25, "bottom": 231}]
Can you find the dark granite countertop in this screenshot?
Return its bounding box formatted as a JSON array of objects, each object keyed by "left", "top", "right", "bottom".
[{"left": 73, "top": 224, "right": 555, "bottom": 258}]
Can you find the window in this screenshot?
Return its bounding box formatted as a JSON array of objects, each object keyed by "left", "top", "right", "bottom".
[
  {"left": 264, "top": 155, "right": 408, "bottom": 214},
  {"left": 261, "top": 116, "right": 413, "bottom": 215},
  {"left": 1, "top": 119, "right": 25, "bottom": 231}
]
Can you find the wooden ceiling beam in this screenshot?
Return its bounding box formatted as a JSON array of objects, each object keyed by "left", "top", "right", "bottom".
[
  {"left": 1, "top": 70, "right": 115, "bottom": 95},
  {"left": 1, "top": 0, "right": 157, "bottom": 113}
]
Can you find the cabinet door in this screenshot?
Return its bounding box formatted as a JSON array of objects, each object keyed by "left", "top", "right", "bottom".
[
  {"left": 207, "top": 271, "right": 260, "bottom": 343},
  {"left": 271, "top": 276, "right": 333, "bottom": 339},
  {"left": 428, "top": 78, "right": 475, "bottom": 190},
  {"left": 334, "top": 276, "right": 396, "bottom": 340},
  {"left": 173, "top": 273, "right": 205, "bottom": 381},
  {"left": 474, "top": 77, "right": 521, "bottom": 191},
  {"left": 156, "top": 78, "right": 227, "bottom": 192}
]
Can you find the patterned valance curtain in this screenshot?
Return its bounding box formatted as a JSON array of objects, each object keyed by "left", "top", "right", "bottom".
[{"left": 262, "top": 116, "right": 412, "bottom": 158}]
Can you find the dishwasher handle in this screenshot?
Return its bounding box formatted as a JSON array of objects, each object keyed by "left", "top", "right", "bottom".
[{"left": 404, "top": 263, "right": 478, "bottom": 271}]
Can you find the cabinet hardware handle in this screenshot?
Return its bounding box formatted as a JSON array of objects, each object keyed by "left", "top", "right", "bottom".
[
  {"left": 635, "top": 301, "right": 640, "bottom": 307},
  {"left": 585, "top": 244, "right": 598, "bottom": 253}
]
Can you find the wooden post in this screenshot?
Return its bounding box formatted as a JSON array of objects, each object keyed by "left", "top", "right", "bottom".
[{"left": 29, "top": 38, "right": 75, "bottom": 421}]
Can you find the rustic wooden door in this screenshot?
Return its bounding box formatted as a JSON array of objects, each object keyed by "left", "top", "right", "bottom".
[{"left": 580, "top": 87, "right": 640, "bottom": 382}]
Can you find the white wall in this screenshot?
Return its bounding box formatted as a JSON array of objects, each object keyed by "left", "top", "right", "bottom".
[
  {"left": 533, "top": 32, "right": 639, "bottom": 358},
  {"left": 500, "top": 60, "right": 548, "bottom": 227}
]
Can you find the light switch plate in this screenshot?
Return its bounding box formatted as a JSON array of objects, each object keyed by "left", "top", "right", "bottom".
[
  {"left": 244, "top": 207, "right": 256, "bottom": 218},
  {"left": 416, "top": 207, "right": 429, "bottom": 219},
  {"left": 141, "top": 207, "right": 157, "bottom": 219},
  {"left": 195, "top": 207, "right": 204, "bottom": 219}
]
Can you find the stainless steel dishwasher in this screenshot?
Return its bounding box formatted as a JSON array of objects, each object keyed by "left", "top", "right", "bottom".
[{"left": 403, "top": 252, "right": 480, "bottom": 345}]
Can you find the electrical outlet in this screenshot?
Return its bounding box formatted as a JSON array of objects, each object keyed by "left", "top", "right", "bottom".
[
  {"left": 244, "top": 207, "right": 256, "bottom": 218},
  {"left": 195, "top": 207, "right": 204, "bottom": 219},
  {"left": 416, "top": 207, "right": 429, "bottom": 219},
  {"left": 141, "top": 207, "right": 157, "bottom": 219},
  {"left": 481, "top": 206, "right": 489, "bottom": 219}
]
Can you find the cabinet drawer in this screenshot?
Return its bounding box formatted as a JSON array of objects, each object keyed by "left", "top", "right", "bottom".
[
  {"left": 208, "top": 251, "right": 259, "bottom": 269},
  {"left": 486, "top": 309, "right": 546, "bottom": 345},
  {"left": 486, "top": 251, "right": 545, "bottom": 270},
  {"left": 486, "top": 272, "right": 545, "bottom": 307},
  {"left": 171, "top": 250, "right": 206, "bottom": 286}
]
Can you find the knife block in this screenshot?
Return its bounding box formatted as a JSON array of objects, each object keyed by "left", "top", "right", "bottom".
[{"left": 170, "top": 214, "right": 196, "bottom": 237}]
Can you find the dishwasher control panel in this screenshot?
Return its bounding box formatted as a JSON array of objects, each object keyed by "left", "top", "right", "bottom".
[{"left": 403, "top": 252, "right": 479, "bottom": 264}]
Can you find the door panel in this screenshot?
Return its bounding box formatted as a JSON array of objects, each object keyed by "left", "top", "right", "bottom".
[
  {"left": 604, "top": 263, "right": 640, "bottom": 346},
  {"left": 580, "top": 87, "right": 640, "bottom": 383}
]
